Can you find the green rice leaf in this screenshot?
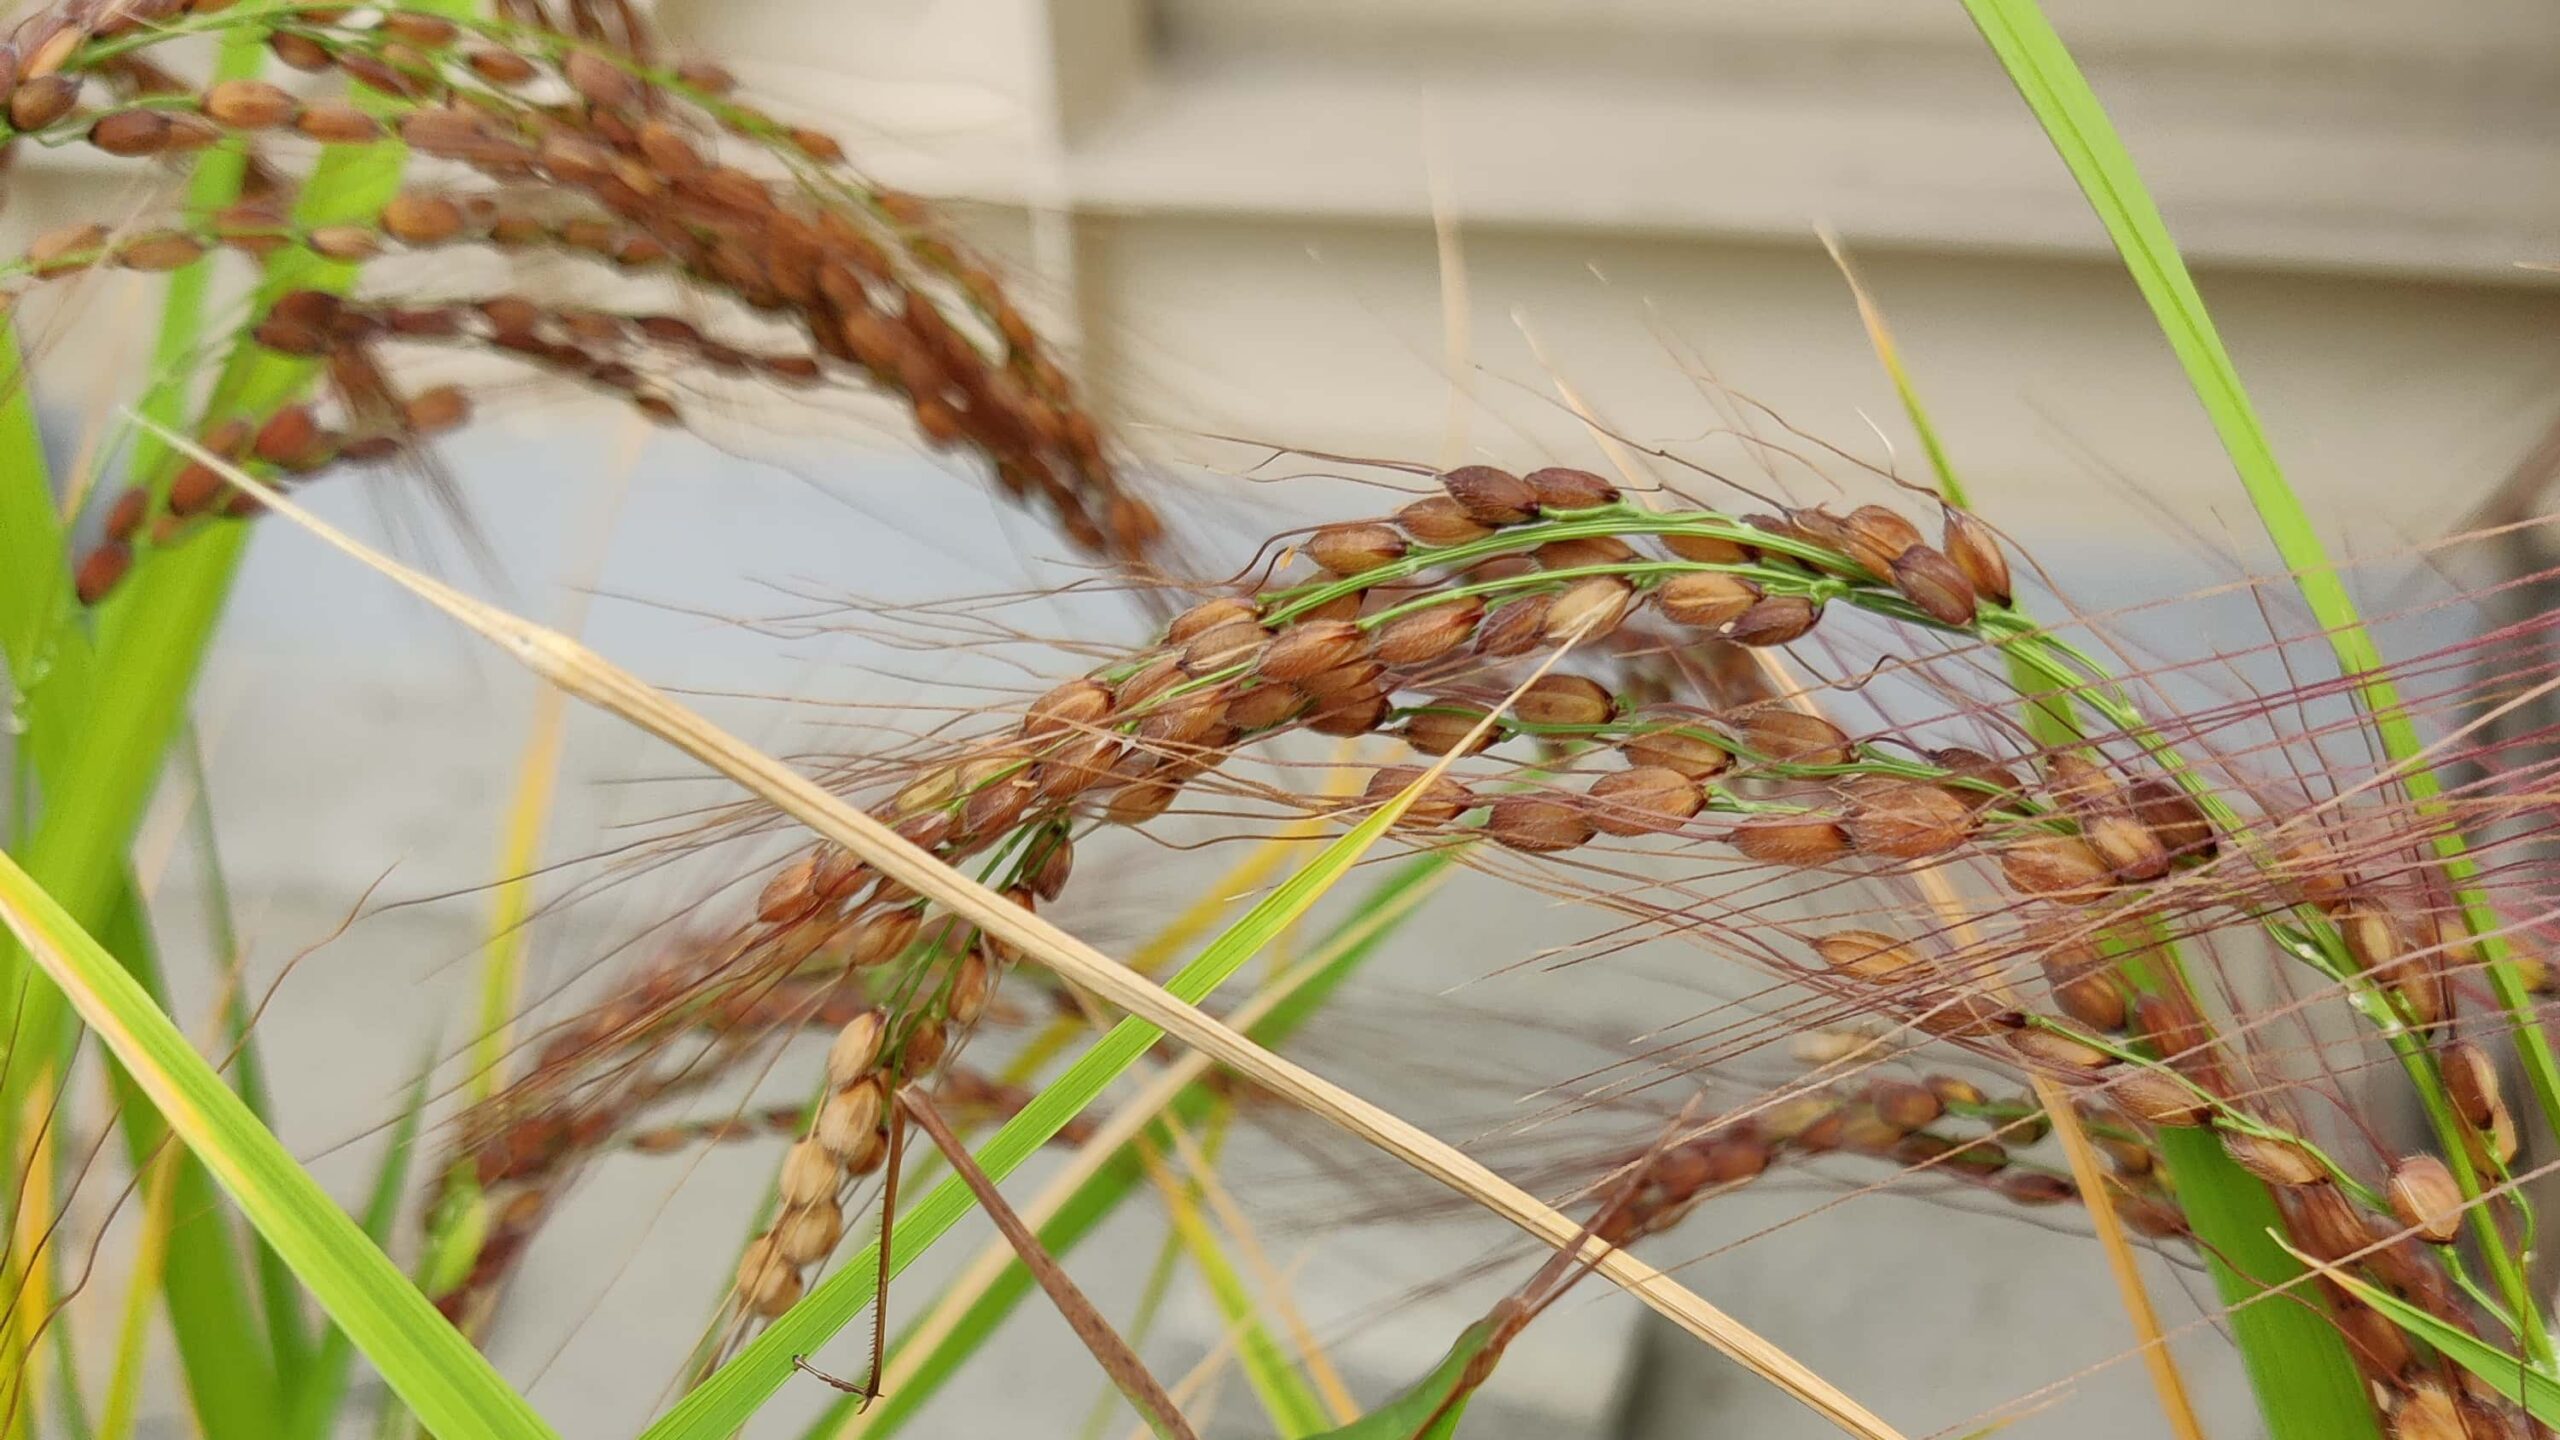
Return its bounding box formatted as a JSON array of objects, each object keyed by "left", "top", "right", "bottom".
[
  {"left": 93, "top": 897, "right": 283, "bottom": 1435},
  {"left": 2280, "top": 1239, "right": 2560, "bottom": 1420},
  {"left": 2153, "top": 1128, "right": 2377, "bottom": 1439},
  {"left": 1956, "top": 0, "right": 2560, "bottom": 1168},
  {"left": 178, "top": 727, "right": 311, "bottom": 1378},
  {"left": 1960, "top": 0, "right": 2530, "bottom": 1425},
  {"left": 0, "top": 851, "right": 558, "bottom": 1440},
  {"left": 0, "top": 333, "right": 85, "bottom": 799},
  {"left": 1305, "top": 1318, "right": 1498, "bottom": 1440},
  {"left": 286, "top": 1062, "right": 436, "bottom": 1440},
  {"left": 0, "top": 23, "right": 480, "bottom": 1424}
]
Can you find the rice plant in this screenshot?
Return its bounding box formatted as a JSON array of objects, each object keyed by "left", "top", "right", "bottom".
[{"left": 0, "top": 2, "right": 2552, "bottom": 1438}]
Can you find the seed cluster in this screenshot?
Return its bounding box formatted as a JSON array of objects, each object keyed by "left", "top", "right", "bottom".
[
  {"left": 936, "top": 470, "right": 2542, "bottom": 1432},
  {"left": 621, "top": 1070, "right": 1085, "bottom": 1161},
  {"left": 432, "top": 931, "right": 834, "bottom": 1326},
  {"left": 9, "top": 0, "right": 1154, "bottom": 601},
  {"left": 733, "top": 1007, "right": 888, "bottom": 1317},
  {"left": 429, "top": 468, "right": 2000, "bottom": 1316},
  {"left": 390, "top": 423, "right": 2540, "bottom": 1432},
  {"left": 2270, "top": 842, "right": 2535, "bottom": 1419},
  {"left": 443, "top": 467, "right": 2270, "bottom": 1304},
  {"left": 719, "top": 837, "right": 1027, "bottom": 1327},
  {"left": 1816, "top": 899, "right": 2544, "bottom": 1431},
  {"left": 1595, "top": 1073, "right": 2184, "bottom": 1250},
  {"left": 437, "top": 819, "right": 1051, "bottom": 1325}
]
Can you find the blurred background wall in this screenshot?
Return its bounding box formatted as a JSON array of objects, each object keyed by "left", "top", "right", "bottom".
[
  {"left": 14, "top": 2, "right": 2560, "bottom": 1436},
  {"left": 652, "top": 0, "right": 2560, "bottom": 536}
]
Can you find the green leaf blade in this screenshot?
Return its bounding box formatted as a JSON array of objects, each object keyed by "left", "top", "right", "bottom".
[
  {"left": 286, "top": 1062, "right": 435, "bottom": 1440},
  {"left": 2294, "top": 1242, "right": 2560, "bottom": 1423},
  {"left": 1305, "top": 1319, "right": 1500, "bottom": 1440},
  {"left": 93, "top": 896, "right": 284, "bottom": 1436},
  {"left": 1956, "top": 0, "right": 2560, "bottom": 1166},
  {"left": 0, "top": 852, "right": 558, "bottom": 1440}
]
